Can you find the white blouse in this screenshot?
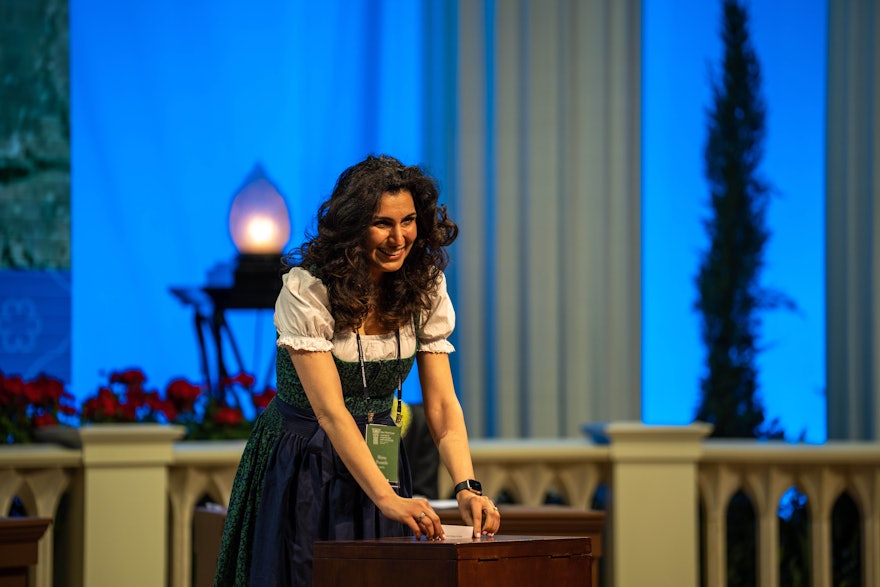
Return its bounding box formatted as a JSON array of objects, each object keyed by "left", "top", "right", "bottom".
[{"left": 274, "top": 267, "right": 456, "bottom": 362}]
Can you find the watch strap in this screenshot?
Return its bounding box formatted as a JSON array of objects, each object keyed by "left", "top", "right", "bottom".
[{"left": 453, "top": 479, "right": 482, "bottom": 496}]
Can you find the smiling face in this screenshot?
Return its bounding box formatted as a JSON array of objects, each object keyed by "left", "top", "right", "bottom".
[{"left": 365, "top": 190, "right": 417, "bottom": 283}]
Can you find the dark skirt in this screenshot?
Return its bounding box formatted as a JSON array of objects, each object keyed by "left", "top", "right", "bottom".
[{"left": 215, "top": 397, "right": 413, "bottom": 586}]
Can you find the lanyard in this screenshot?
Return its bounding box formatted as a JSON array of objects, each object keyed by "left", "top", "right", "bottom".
[{"left": 355, "top": 329, "right": 402, "bottom": 425}]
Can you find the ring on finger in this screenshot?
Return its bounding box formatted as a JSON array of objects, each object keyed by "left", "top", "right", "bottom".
[{"left": 417, "top": 512, "right": 426, "bottom": 522}]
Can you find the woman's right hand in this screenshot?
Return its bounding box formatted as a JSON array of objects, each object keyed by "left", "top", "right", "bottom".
[{"left": 378, "top": 495, "right": 445, "bottom": 540}]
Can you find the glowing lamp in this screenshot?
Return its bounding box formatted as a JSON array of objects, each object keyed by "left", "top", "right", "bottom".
[
  {"left": 228, "top": 166, "right": 291, "bottom": 254},
  {"left": 225, "top": 165, "right": 291, "bottom": 299}
]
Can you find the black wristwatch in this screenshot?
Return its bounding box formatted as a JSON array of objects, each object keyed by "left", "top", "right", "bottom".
[{"left": 453, "top": 479, "right": 482, "bottom": 496}]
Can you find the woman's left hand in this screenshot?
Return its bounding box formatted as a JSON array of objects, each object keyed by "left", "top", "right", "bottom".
[{"left": 456, "top": 491, "right": 501, "bottom": 538}]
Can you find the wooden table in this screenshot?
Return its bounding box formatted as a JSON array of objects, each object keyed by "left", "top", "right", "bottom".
[
  {"left": 436, "top": 504, "right": 605, "bottom": 586},
  {"left": 0, "top": 517, "right": 51, "bottom": 587},
  {"left": 193, "top": 508, "right": 227, "bottom": 587},
  {"left": 314, "top": 535, "right": 591, "bottom": 586}
]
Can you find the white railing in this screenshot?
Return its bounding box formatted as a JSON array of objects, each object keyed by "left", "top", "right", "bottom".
[
  {"left": 2, "top": 423, "right": 879, "bottom": 587},
  {"left": 0, "top": 444, "right": 79, "bottom": 587},
  {"left": 167, "top": 440, "right": 243, "bottom": 587},
  {"left": 700, "top": 441, "right": 880, "bottom": 587}
]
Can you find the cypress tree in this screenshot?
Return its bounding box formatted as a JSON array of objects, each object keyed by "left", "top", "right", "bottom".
[{"left": 694, "top": 0, "right": 783, "bottom": 439}]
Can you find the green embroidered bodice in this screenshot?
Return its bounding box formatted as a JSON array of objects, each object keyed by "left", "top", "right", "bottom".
[{"left": 275, "top": 346, "right": 416, "bottom": 415}]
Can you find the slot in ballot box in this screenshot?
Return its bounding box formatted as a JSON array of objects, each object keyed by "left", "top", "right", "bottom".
[{"left": 313, "top": 535, "right": 591, "bottom": 586}]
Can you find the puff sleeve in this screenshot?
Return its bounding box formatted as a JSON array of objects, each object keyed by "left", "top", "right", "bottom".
[
  {"left": 418, "top": 272, "right": 456, "bottom": 353},
  {"left": 274, "top": 267, "right": 335, "bottom": 352}
]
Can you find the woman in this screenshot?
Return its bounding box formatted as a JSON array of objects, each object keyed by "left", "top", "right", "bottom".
[{"left": 215, "top": 155, "right": 500, "bottom": 586}]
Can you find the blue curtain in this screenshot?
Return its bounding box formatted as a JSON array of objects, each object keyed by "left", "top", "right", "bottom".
[{"left": 70, "top": 0, "right": 428, "bottom": 401}]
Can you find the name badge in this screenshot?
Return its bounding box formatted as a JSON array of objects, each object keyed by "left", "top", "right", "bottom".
[{"left": 365, "top": 423, "right": 401, "bottom": 486}]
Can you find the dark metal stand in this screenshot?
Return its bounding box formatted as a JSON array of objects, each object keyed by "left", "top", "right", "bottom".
[{"left": 170, "top": 255, "right": 281, "bottom": 396}]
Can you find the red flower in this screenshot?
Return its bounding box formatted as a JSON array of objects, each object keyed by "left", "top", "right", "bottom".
[
  {"left": 109, "top": 369, "right": 147, "bottom": 386},
  {"left": 98, "top": 387, "right": 120, "bottom": 411},
  {"left": 32, "top": 412, "right": 58, "bottom": 428},
  {"left": 32, "top": 375, "right": 65, "bottom": 402},
  {"left": 213, "top": 406, "right": 244, "bottom": 426},
  {"left": 24, "top": 381, "right": 45, "bottom": 405},
  {"left": 1, "top": 370, "right": 78, "bottom": 444},
  {"left": 220, "top": 372, "right": 255, "bottom": 389},
  {"left": 0, "top": 375, "right": 37, "bottom": 416},
  {"left": 2, "top": 375, "right": 25, "bottom": 398},
  {"left": 126, "top": 386, "right": 147, "bottom": 408},
  {"left": 252, "top": 387, "right": 276, "bottom": 410},
  {"left": 81, "top": 386, "right": 124, "bottom": 421},
  {"left": 166, "top": 378, "right": 202, "bottom": 412},
  {"left": 72, "top": 368, "right": 270, "bottom": 439},
  {"left": 142, "top": 390, "right": 161, "bottom": 409},
  {"left": 121, "top": 403, "right": 137, "bottom": 421},
  {"left": 59, "top": 404, "right": 78, "bottom": 416},
  {"left": 156, "top": 399, "right": 178, "bottom": 422}
]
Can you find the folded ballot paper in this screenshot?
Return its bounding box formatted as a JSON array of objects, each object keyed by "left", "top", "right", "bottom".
[
  {"left": 427, "top": 499, "right": 483, "bottom": 539},
  {"left": 440, "top": 524, "right": 478, "bottom": 539}
]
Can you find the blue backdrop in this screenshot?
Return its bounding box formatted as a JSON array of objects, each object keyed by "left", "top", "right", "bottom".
[
  {"left": 70, "top": 0, "right": 827, "bottom": 439},
  {"left": 642, "top": 0, "right": 827, "bottom": 441},
  {"left": 71, "top": 0, "right": 428, "bottom": 402}
]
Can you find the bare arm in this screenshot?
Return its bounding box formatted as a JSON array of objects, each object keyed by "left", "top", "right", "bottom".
[
  {"left": 418, "top": 352, "right": 501, "bottom": 537},
  {"left": 288, "top": 348, "right": 443, "bottom": 539}
]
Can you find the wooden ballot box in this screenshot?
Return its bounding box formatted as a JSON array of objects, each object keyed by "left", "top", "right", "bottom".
[
  {"left": 313, "top": 535, "right": 591, "bottom": 587},
  {"left": 436, "top": 504, "right": 605, "bottom": 587}
]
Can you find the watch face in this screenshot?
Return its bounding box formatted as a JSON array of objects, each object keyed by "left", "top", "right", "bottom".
[{"left": 469, "top": 480, "right": 482, "bottom": 492}]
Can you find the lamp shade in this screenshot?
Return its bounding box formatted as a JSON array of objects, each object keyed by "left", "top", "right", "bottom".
[{"left": 228, "top": 165, "right": 291, "bottom": 254}]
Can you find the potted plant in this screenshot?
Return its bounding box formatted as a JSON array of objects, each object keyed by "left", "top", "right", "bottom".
[{"left": 0, "top": 371, "right": 77, "bottom": 444}]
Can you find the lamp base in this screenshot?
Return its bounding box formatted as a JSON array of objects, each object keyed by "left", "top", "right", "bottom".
[
  {"left": 234, "top": 253, "right": 282, "bottom": 279},
  {"left": 223, "top": 254, "right": 283, "bottom": 308}
]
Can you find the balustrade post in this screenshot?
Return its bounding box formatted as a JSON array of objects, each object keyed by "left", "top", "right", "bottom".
[
  {"left": 39, "top": 424, "right": 184, "bottom": 587},
  {"left": 604, "top": 422, "right": 711, "bottom": 587}
]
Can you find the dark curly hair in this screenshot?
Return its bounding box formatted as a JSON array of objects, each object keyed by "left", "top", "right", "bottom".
[{"left": 285, "top": 154, "right": 458, "bottom": 332}]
